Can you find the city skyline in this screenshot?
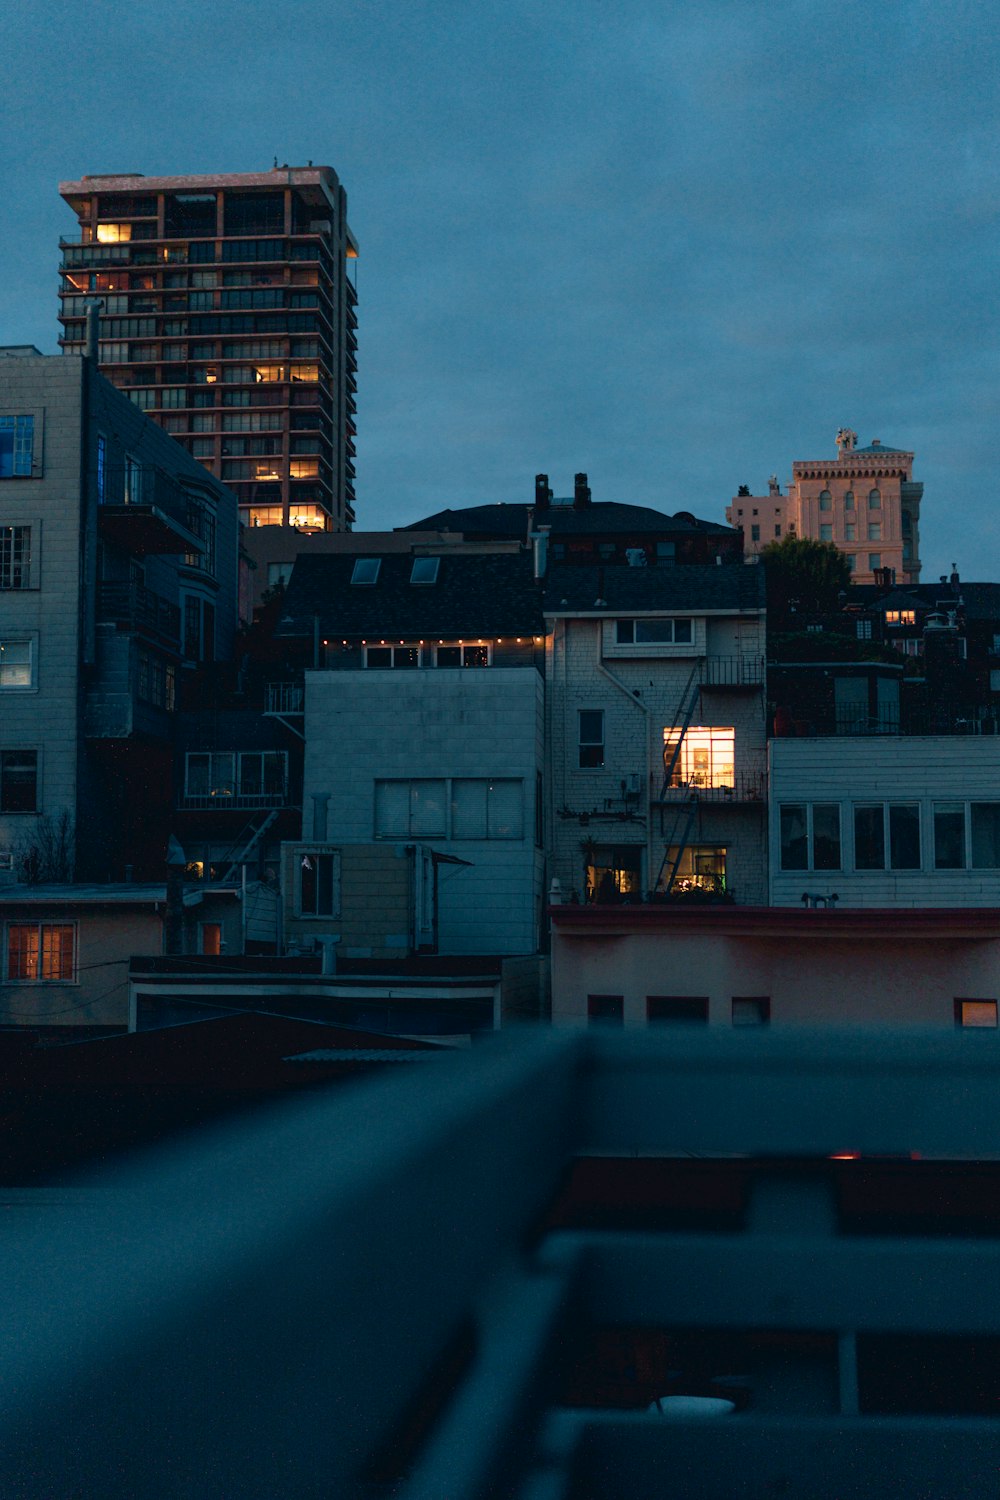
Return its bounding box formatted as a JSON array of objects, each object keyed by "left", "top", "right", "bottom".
[{"left": 3, "top": 0, "right": 999, "bottom": 578}]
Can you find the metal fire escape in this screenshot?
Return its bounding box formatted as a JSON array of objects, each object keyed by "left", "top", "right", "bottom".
[{"left": 653, "top": 666, "right": 702, "bottom": 895}]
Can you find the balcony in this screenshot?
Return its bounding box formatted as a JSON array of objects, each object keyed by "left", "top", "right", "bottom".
[
  {"left": 2, "top": 1030, "right": 1000, "bottom": 1496},
  {"left": 265, "top": 682, "right": 304, "bottom": 714},
  {"left": 700, "top": 654, "right": 765, "bottom": 691},
  {"left": 654, "top": 766, "right": 767, "bottom": 806},
  {"left": 97, "top": 582, "right": 180, "bottom": 649}
]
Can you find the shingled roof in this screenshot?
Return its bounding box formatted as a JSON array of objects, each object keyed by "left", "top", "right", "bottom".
[
  {"left": 543, "top": 562, "right": 765, "bottom": 615},
  {"left": 274, "top": 551, "right": 544, "bottom": 639},
  {"left": 401, "top": 501, "right": 736, "bottom": 538}
]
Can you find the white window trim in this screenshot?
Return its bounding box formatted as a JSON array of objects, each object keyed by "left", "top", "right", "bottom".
[
  {"left": 0, "top": 635, "right": 37, "bottom": 692},
  {"left": 4, "top": 920, "right": 78, "bottom": 984},
  {"left": 604, "top": 617, "right": 701, "bottom": 658}
]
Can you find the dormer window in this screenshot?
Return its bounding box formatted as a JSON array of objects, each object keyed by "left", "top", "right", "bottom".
[
  {"left": 410, "top": 556, "right": 440, "bottom": 585},
  {"left": 351, "top": 558, "right": 381, "bottom": 585}
]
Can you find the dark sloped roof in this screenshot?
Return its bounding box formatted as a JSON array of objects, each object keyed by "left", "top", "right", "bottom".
[
  {"left": 851, "top": 582, "right": 1000, "bottom": 621},
  {"left": 275, "top": 551, "right": 544, "bottom": 639},
  {"left": 543, "top": 562, "right": 765, "bottom": 615},
  {"left": 402, "top": 501, "right": 736, "bottom": 538},
  {"left": 853, "top": 441, "right": 911, "bottom": 455}
]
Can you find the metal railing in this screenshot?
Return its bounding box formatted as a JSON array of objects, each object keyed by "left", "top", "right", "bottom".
[
  {"left": 265, "top": 681, "right": 304, "bottom": 713},
  {"left": 656, "top": 767, "right": 767, "bottom": 804},
  {"left": 4, "top": 1030, "right": 1000, "bottom": 1497},
  {"left": 97, "top": 582, "right": 181, "bottom": 646},
  {"left": 701, "top": 654, "right": 766, "bottom": 689}
]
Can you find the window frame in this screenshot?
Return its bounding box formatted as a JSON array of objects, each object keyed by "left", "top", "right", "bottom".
[
  {"left": 0, "top": 415, "right": 36, "bottom": 479},
  {"left": 0, "top": 637, "right": 36, "bottom": 691},
  {"left": 0, "top": 524, "right": 33, "bottom": 590},
  {"left": 297, "top": 846, "right": 342, "bottom": 918},
  {"left": 5, "top": 922, "right": 77, "bottom": 983},
  {"left": 0, "top": 749, "right": 38, "bottom": 813},
  {"left": 579, "top": 710, "right": 605, "bottom": 769}
]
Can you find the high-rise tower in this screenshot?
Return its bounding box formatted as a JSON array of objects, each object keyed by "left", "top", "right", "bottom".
[{"left": 58, "top": 167, "right": 358, "bottom": 532}]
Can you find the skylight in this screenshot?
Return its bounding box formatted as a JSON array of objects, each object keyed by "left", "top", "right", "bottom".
[
  {"left": 410, "top": 556, "right": 440, "bottom": 585},
  {"left": 351, "top": 558, "right": 381, "bottom": 586}
]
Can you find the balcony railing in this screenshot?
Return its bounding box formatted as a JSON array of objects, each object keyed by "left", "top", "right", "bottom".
[
  {"left": 2, "top": 1031, "right": 1000, "bottom": 1497},
  {"left": 701, "top": 654, "right": 765, "bottom": 689},
  {"left": 655, "top": 767, "right": 767, "bottom": 804},
  {"left": 97, "top": 582, "right": 180, "bottom": 647},
  {"left": 178, "top": 786, "right": 288, "bottom": 811},
  {"left": 265, "top": 682, "right": 304, "bottom": 714}
]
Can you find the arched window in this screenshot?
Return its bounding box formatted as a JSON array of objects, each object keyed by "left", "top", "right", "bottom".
[
  {"left": 819, "top": 489, "right": 832, "bottom": 511},
  {"left": 869, "top": 488, "right": 881, "bottom": 510},
  {"left": 844, "top": 490, "right": 855, "bottom": 511}
]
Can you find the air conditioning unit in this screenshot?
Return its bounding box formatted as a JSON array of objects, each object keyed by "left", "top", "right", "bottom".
[{"left": 626, "top": 773, "right": 641, "bottom": 796}]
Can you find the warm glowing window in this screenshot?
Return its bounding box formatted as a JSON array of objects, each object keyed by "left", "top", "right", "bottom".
[
  {"left": 885, "top": 610, "right": 915, "bottom": 626},
  {"left": 663, "top": 726, "right": 734, "bottom": 788},
  {"left": 96, "top": 223, "right": 132, "bottom": 243},
  {"left": 7, "top": 923, "right": 75, "bottom": 981},
  {"left": 287, "top": 507, "right": 328, "bottom": 532},
  {"left": 246, "top": 506, "right": 284, "bottom": 527},
  {"left": 956, "top": 999, "right": 998, "bottom": 1029},
  {"left": 290, "top": 363, "right": 320, "bottom": 382},
  {"left": 289, "top": 458, "right": 319, "bottom": 479},
  {"left": 663, "top": 845, "right": 727, "bottom": 893},
  {"left": 253, "top": 363, "right": 285, "bottom": 383}
]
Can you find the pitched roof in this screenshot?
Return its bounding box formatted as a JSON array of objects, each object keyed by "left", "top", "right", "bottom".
[
  {"left": 543, "top": 562, "right": 765, "bottom": 615},
  {"left": 275, "top": 550, "right": 544, "bottom": 639},
  {"left": 401, "top": 501, "right": 736, "bottom": 538}
]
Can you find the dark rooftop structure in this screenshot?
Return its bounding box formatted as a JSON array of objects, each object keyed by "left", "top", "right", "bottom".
[
  {"left": 543, "top": 561, "right": 766, "bottom": 616},
  {"left": 274, "top": 549, "right": 544, "bottom": 640}
]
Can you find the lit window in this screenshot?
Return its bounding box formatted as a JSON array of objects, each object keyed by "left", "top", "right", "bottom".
[
  {"left": 96, "top": 223, "right": 132, "bottom": 243},
  {"left": 663, "top": 844, "right": 727, "bottom": 894},
  {"left": 0, "top": 750, "right": 37, "bottom": 812},
  {"left": 663, "top": 726, "right": 734, "bottom": 789},
  {"left": 0, "top": 526, "right": 32, "bottom": 589},
  {"left": 290, "top": 363, "right": 320, "bottom": 382},
  {"left": 955, "top": 999, "right": 998, "bottom": 1028},
  {"left": 579, "top": 710, "right": 605, "bottom": 768},
  {"left": 0, "top": 639, "right": 34, "bottom": 688},
  {"left": 0, "top": 416, "right": 34, "bottom": 478},
  {"left": 6, "top": 923, "right": 75, "bottom": 981},
  {"left": 410, "top": 556, "right": 440, "bottom": 585},
  {"left": 246, "top": 506, "right": 284, "bottom": 528},
  {"left": 584, "top": 844, "right": 642, "bottom": 900},
  {"left": 351, "top": 558, "right": 381, "bottom": 585},
  {"left": 298, "top": 849, "right": 341, "bottom": 917},
  {"left": 885, "top": 611, "right": 900, "bottom": 625}
]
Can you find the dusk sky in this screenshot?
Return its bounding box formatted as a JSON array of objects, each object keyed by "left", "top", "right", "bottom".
[{"left": 3, "top": 0, "right": 998, "bottom": 577}]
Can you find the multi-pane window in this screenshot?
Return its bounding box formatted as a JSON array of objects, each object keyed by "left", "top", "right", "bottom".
[
  {"left": 365, "top": 646, "right": 420, "bottom": 669},
  {"left": 0, "top": 640, "right": 33, "bottom": 688},
  {"left": 819, "top": 490, "right": 832, "bottom": 511},
  {"left": 664, "top": 727, "right": 735, "bottom": 788},
  {"left": 6, "top": 924, "right": 75, "bottom": 982},
  {"left": 779, "top": 804, "right": 841, "bottom": 871},
  {"left": 435, "top": 645, "right": 489, "bottom": 667},
  {"left": 853, "top": 803, "right": 920, "bottom": 870},
  {"left": 0, "top": 751, "right": 37, "bottom": 812},
  {"left": 136, "top": 652, "right": 176, "bottom": 711},
  {"left": 868, "top": 523, "right": 882, "bottom": 541},
  {"left": 579, "top": 710, "right": 605, "bottom": 768},
  {"left": 616, "top": 618, "right": 693, "bottom": 645},
  {"left": 971, "top": 804, "right": 1000, "bottom": 868},
  {"left": 819, "top": 524, "right": 832, "bottom": 541},
  {"left": 0, "top": 527, "right": 31, "bottom": 589},
  {"left": 298, "top": 849, "right": 341, "bottom": 917},
  {"left": 0, "top": 416, "right": 34, "bottom": 477},
  {"left": 184, "top": 751, "right": 287, "bottom": 803},
  {"left": 868, "top": 554, "right": 881, "bottom": 571},
  {"left": 868, "top": 489, "right": 882, "bottom": 510}
]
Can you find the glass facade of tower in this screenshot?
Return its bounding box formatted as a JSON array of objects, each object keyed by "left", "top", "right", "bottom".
[{"left": 58, "top": 169, "right": 357, "bottom": 532}]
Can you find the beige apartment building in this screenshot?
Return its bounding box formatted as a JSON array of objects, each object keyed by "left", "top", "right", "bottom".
[{"left": 727, "top": 428, "right": 923, "bottom": 584}]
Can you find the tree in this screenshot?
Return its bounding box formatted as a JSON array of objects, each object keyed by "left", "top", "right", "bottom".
[
  {"left": 14, "top": 810, "right": 75, "bottom": 884},
  {"left": 760, "top": 535, "right": 852, "bottom": 629}
]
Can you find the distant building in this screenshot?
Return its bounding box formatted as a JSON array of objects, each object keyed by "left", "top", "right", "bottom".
[
  {"left": 543, "top": 561, "right": 767, "bottom": 906},
  {"left": 58, "top": 166, "right": 358, "bottom": 532},
  {"left": 0, "top": 347, "right": 239, "bottom": 885},
  {"left": 728, "top": 430, "right": 922, "bottom": 584},
  {"left": 407, "top": 471, "right": 743, "bottom": 567}
]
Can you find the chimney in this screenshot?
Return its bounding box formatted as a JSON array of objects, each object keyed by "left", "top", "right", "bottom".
[
  {"left": 573, "top": 472, "right": 591, "bottom": 510},
  {"left": 534, "top": 473, "right": 552, "bottom": 507}
]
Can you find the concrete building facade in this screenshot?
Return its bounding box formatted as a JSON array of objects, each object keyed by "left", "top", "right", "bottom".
[
  {"left": 728, "top": 429, "right": 923, "bottom": 584},
  {"left": 58, "top": 166, "right": 358, "bottom": 532}
]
